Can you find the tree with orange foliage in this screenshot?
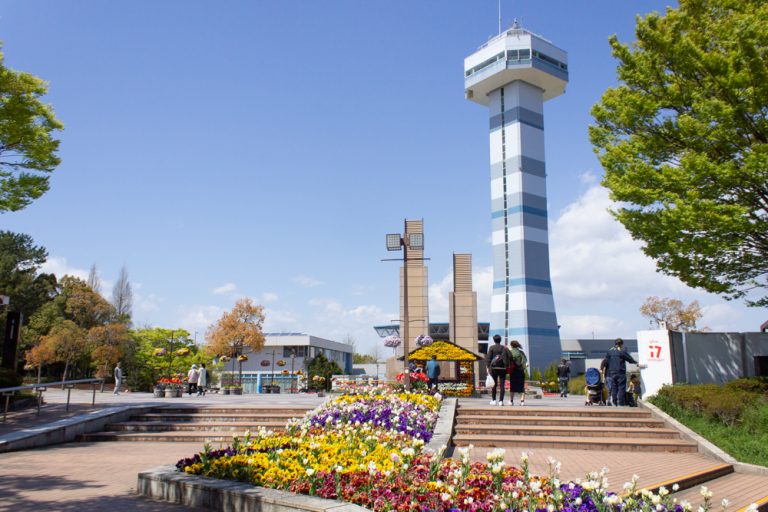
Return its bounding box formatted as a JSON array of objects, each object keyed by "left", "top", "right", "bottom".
[
  {"left": 205, "top": 298, "right": 266, "bottom": 386},
  {"left": 25, "top": 341, "right": 56, "bottom": 384},
  {"left": 640, "top": 296, "right": 705, "bottom": 332}
]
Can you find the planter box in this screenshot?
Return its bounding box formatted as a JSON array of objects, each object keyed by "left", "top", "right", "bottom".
[
  {"left": 153, "top": 388, "right": 164, "bottom": 398},
  {"left": 164, "top": 388, "right": 175, "bottom": 398}
]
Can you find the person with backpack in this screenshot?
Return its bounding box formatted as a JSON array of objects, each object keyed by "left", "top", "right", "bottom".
[
  {"left": 557, "top": 359, "right": 571, "bottom": 398},
  {"left": 506, "top": 340, "right": 527, "bottom": 406},
  {"left": 486, "top": 334, "right": 509, "bottom": 406}
]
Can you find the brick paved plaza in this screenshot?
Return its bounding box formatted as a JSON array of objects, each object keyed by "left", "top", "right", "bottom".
[{"left": 0, "top": 389, "right": 766, "bottom": 511}]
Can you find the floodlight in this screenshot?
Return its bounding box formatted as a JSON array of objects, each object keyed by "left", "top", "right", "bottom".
[
  {"left": 408, "top": 233, "right": 424, "bottom": 250},
  {"left": 386, "top": 233, "right": 402, "bottom": 251}
]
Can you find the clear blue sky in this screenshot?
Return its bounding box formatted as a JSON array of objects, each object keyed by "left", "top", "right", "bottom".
[{"left": 2, "top": 1, "right": 764, "bottom": 353}]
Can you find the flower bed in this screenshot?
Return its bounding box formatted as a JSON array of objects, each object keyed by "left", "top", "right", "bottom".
[
  {"left": 437, "top": 382, "right": 472, "bottom": 397},
  {"left": 176, "top": 389, "right": 753, "bottom": 512}
]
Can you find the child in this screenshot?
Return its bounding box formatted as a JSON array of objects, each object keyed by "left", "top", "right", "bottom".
[{"left": 627, "top": 374, "right": 641, "bottom": 407}]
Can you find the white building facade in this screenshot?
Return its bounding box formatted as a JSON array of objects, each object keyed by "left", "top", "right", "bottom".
[{"left": 220, "top": 333, "right": 353, "bottom": 394}]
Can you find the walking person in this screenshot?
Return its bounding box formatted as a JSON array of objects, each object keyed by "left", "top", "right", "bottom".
[
  {"left": 486, "top": 334, "right": 509, "bottom": 406},
  {"left": 425, "top": 355, "right": 440, "bottom": 391},
  {"left": 506, "top": 340, "right": 527, "bottom": 406},
  {"left": 197, "top": 363, "right": 207, "bottom": 396},
  {"left": 113, "top": 362, "right": 122, "bottom": 395},
  {"left": 602, "top": 338, "right": 640, "bottom": 406},
  {"left": 557, "top": 359, "right": 570, "bottom": 398},
  {"left": 187, "top": 364, "right": 199, "bottom": 396}
]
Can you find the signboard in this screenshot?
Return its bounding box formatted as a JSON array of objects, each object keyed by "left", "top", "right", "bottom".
[{"left": 637, "top": 329, "right": 673, "bottom": 397}]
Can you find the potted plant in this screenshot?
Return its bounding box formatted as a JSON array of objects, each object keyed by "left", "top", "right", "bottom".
[{"left": 153, "top": 384, "right": 164, "bottom": 398}]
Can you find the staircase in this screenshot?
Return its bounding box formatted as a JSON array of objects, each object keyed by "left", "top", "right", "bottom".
[
  {"left": 452, "top": 404, "right": 698, "bottom": 452},
  {"left": 78, "top": 405, "right": 313, "bottom": 443},
  {"left": 453, "top": 403, "right": 768, "bottom": 510}
]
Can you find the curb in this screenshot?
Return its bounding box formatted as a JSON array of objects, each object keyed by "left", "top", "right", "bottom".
[
  {"left": 427, "top": 397, "right": 456, "bottom": 457},
  {"left": 0, "top": 404, "right": 156, "bottom": 453},
  {"left": 641, "top": 400, "right": 768, "bottom": 476},
  {"left": 138, "top": 465, "right": 369, "bottom": 512}
]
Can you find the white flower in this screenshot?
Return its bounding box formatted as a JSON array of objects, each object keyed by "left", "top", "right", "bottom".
[
  {"left": 305, "top": 468, "right": 315, "bottom": 476},
  {"left": 745, "top": 505, "right": 758, "bottom": 512},
  {"left": 700, "top": 486, "right": 713, "bottom": 499},
  {"left": 673, "top": 483, "right": 680, "bottom": 491},
  {"left": 574, "top": 498, "right": 582, "bottom": 506},
  {"left": 440, "top": 493, "right": 451, "bottom": 502},
  {"left": 721, "top": 499, "right": 729, "bottom": 508},
  {"left": 659, "top": 486, "right": 669, "bottom": 496}
]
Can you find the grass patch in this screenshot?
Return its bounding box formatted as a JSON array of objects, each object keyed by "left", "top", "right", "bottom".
[{"left": 649, "top": 380, "right": 768, "bottom": 466}]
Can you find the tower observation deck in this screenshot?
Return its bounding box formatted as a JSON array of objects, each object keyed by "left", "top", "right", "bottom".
[{"left": 464, "top": 25, "right": 568, "bottom": 372}]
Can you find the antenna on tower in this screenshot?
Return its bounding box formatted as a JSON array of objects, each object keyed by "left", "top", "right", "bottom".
[{"left": 498, "top": 0, "right": 502, "bottom": 35}]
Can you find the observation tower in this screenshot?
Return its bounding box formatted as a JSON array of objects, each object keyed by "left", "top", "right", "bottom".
[{"left": 464, "top": 22, "right": 568, "bottom": 371}]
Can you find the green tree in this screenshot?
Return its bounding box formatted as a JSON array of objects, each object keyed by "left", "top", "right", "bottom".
[
  {"left": 0, "top": 45, "right": 63, "bottom": 212},
  {"left": 590, "top": 0, "right": 768, "bottom": 306},
  {"left": 307, "top": 353, "right": 342, "bottom": 392},
  {"left": 353, "top": 353, "right": 377, "bottom": 364},
  {"left": 0, "top": 230, "right": 56, "bottom": 320}
]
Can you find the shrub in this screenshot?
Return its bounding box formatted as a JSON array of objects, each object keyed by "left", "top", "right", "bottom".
[
  {"left": 568, "top": 374, "right": 586, "bottom": 395},
  {"left": 649, "top": 379, "right": 768, "bottom": 465},
  {"left": 0, "top": 368, "right": 22, "bottom": 389},
  {"left": 725, "top": 377, "right": 768, "bottom": 394}
]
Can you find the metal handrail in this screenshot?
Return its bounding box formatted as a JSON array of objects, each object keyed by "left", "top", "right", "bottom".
[{"left": 1, "top": 378, "right": 105, "bottom": 423}]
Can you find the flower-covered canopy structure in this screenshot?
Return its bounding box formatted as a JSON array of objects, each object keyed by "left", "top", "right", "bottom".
[
  {"left": 406, "top": 340, "right": 482, "bottom": 362},
  {"left": 402, "top": 340, "right": 483, "bottom": 396}
]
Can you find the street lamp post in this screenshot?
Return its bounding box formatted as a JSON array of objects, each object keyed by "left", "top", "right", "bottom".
[{"left": 384, "top": 220, "right": 426, "bottom": 390}]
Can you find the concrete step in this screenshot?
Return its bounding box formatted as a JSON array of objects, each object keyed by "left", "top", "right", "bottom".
[
  {"left": 79, "top": 430, "right": 255, "bottom": 443},
  {"left": 154, "top": 407, "right": 312, "bottom": 415},
  {"left": 643, "top": 463, "right": 734, "bottom": 493},
  {"left": 456, "top": 414, "right": 666, "bottom": 428},
  {"left": 457, "top": 405, "right": 653, "bottom": 418},
  {"left": 669, "top": 471, "right": 768, "bottom": 511},
  {"left": 454, "top": 424, "right": 681, "bottom": 439},
  {"left": 105, "top": 421, "right": 288, "bottom": 432},
  {"left": 129, "top": 413, "right": 302, "bottom": 423},
  {"left": 451, "top": 433, "right": 698, "bottom": 452}
]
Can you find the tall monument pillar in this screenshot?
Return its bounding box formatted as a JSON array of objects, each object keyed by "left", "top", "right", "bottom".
[{"left": 464, "top": 24, "right": 568, "bottom": 371}]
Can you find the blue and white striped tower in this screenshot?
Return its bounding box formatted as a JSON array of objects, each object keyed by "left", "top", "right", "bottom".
[{"left": 464, "top": 23, "right": 568, "bottom": 372}]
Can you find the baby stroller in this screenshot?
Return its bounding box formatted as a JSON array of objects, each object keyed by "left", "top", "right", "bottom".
[{"left": 584, "top": 367, "right": 606, "bottom": 406}]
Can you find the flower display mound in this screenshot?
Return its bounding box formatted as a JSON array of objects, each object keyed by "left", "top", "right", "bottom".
[
  {"left": 176, "top": 390, "right": 749, "bottom": 512},
  {"left": 308, "top": 391, "right": 439, "bottom": 442},
  {"left": 177, "top": 390, "right": 440, "bottom": 491}
]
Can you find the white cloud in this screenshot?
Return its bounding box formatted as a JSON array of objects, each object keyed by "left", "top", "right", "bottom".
[
  {"left": 39, "top": 256, "right": 89, "bottom": 281},
  {"left": 699, "top": 303, "right": 743, "bottom": 332},
  {"left": 293, "top": 275, "right": 324, "bottom": 288},
  {"left": 550, "top": 185, "right": 688, "bottom": 306},
  {"left": 261, "top": 292, "right": 279, "bottom": 303},
  {"left": 558, "top": 314, "right": 629, "bottom": 339},
  {"left": 263, "top": 307, "right": 298, "bottom": 331},
  {"left": 428, "top": 266, "right": 492, "bottom": 322},
  {"left": 306, "top": 298, "right": 395, "bottom": 355},
  {"left": 212, "top": 282, "right": 237, "bottom": 295},
  {"left": 176, "top": 304, "right": 226, "bottom": 333},
  {"left": 134, "top": 292, "right": 163, "bottom": 314}
]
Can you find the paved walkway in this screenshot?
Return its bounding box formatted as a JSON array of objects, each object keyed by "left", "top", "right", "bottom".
[
  {"left": 0, "top": 389, "right": 764, "bottom": 510},
  {"left": 0, "top": 389, "right": 326, "bottom": 511}
]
